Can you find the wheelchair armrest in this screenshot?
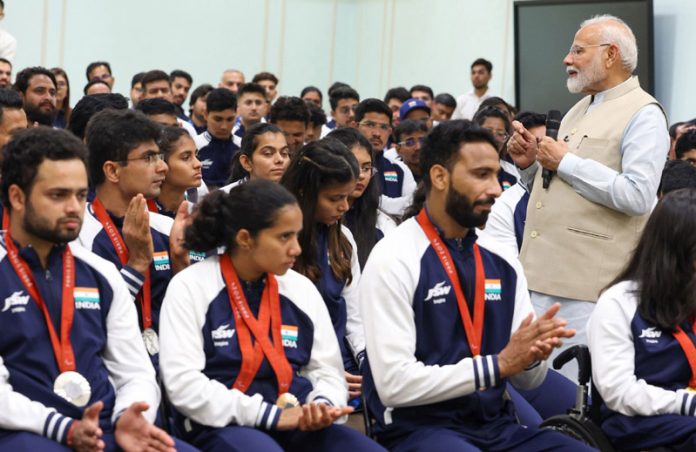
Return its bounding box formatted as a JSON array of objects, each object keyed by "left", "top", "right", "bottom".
[{"left": 552, "top": 344, "right": 592, "bottom": 385}]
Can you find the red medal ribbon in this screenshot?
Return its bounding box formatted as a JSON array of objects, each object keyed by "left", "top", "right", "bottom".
[
  {"left": 416, "top": 208, "right": 486, "bottom": 356},
  {"left": 219, "top": 253, "right": 293, "bottom": 396},
  {"left": 3, "top": 229, "right": 77, "bottom": 372},
  {"left": 673, "top": 323, "right": 696, "bottom": 388},
  {"left": 2, "top": 209, "right": 8, "bottom": 230},
  {"left": 91, "top": 198, "right": 153, "bottom": 329},
  {"left": 146, "top": 199, "right": 158, "bottom": 214}
]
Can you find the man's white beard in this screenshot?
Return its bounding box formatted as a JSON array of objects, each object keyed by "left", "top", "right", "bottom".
[{"left": 566, "top": 54, "right": 605, "bottom": 94}]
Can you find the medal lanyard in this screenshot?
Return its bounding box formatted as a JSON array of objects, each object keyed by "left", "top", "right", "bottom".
[
  {"left": 220, "top": 254, "right": 293, "bottom": 396},
  {"left": 416, "top": 209, "right": 486, "bottom": 356},
  {"left": 146, "top": 199, "right": 158, "bottom": 214},
  {"left": 91, "top": 198, "right": 153, "bottom": 329},
  {"left": 4, "top": 229, "right": 77, "bottom": 372},
  {"left": 2, "top": 209, "right": 8, "bottom": 230},
  {"left": 673, "top": 321, "right": 696, "bottom": 388}
]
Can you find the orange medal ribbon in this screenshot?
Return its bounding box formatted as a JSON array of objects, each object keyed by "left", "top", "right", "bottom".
[{"left": 673, "top": 322, "right": 696, "bottom": 389}]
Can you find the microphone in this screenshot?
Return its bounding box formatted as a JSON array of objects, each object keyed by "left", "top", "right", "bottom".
[{"left": 542, "top": 110, "right": 562, "bottom": 189}]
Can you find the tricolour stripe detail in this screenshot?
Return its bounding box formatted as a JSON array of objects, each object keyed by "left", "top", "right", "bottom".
[
  {"left": 43, "top": 411, "right": 57, "bottom": 436},
  {"left": 55, "top": 417, "right": 71, "bottom": 443}
]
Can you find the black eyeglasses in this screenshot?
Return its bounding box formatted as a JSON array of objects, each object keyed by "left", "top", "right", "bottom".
[
  {"left": 398, "top": 137, "right": 425, "bottom": 147},
  {"left": 120, "top": 152, "right": 165, "bottom": 165}
]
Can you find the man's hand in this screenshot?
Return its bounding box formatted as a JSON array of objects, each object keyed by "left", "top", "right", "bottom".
[
  {"left": 507, "top": 120, "right": 539, "bottom": 170},
  {"left": 537, "top": 136, "right": 569, "bottom": 172},
  {"left": 498, "top": 303, "right": 575, "bottom": 379},
  {"left": 122, "top": 195, "right": 153, "bottom": 275},
  {"left": 70, "top": 401, "right": 105, "bottom": 452},
  {"left": 169, "top": 201, "right": 191, "bottom": 275},
  {"left": 345, "top": 371, "right": 362, "bottom": 399},
  {"left": 276, "top": 403, "right": 354, "bottom": 431},
  {"left": 114, "top": 402, "right": 175, "bottom": 452}
]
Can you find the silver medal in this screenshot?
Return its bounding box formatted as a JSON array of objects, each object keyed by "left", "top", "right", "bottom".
[
  {"left": 54, "top": 371, "right": 91, "bottom": 407},
  {"left": 142, "top": 328, "right": 160, "bottom": 355}
]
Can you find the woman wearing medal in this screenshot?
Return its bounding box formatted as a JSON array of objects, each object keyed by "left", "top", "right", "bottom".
[
  {"left": 159, "top": 180, "right": 385, "bottom": 451},
  {"left": 588, "top": 188, "right": 696, "bottom": 451}
]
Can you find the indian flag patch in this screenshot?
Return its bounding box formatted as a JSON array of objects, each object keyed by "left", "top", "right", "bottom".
[
  {"left": 281, "top": 325, "right": 298, "bottom": 349},
  {"left": 484, "top": 279, "right": 502, "bottom": 301},
  {"left": 383, "top": 171, "right": 398, "bottom": 183},
  {"left": 502, "top": 181, "right": 512, "bottom": 190},
  {"left": 74, "top": 287, "right": 100, "bottom": 310},
  {"left": 153, "top": 251, "right": 171, "bottom": 271}
]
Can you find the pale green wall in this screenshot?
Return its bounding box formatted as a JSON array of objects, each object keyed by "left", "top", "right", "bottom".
[{"left": 2, "top": 0, "right": 693, "bottom": 121}]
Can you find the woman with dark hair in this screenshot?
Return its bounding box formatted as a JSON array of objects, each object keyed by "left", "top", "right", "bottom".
[
  {"left": 588, "top": 188, "right": 696, "bottom": 451},
  {"left": 473, "top": 106, "right": 518, "bottom": 190},
  {"left": 222, "top": 122, "right": 290, "bottom": 192},
  {"left": 159, "top": 180, "right": 384, "bottom": 452},
  {"left": 147, "top": 126, "right": 203, "bottom": 218},
  {"left": 300, "top": 86, "right": 323, "bottom": 107},
  {"left": 327, "top": 128, "right": 396, "bottom": 268},
  {"left": 281, "top": 139, "right": 365, "bottom": 402},
  {"left": 51, "top": 67, "right": 71, "bottom": 129}
]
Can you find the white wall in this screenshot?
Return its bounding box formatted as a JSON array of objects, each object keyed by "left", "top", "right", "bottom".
[{"left": 2, "top": 0, "right": 693, "bottom": 121}]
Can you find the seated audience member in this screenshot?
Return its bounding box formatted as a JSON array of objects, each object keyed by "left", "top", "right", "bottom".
[
  {"left": 393, "top": 119, "right": 428, "bottom": 183},
  {"left": 477, "top": 111, "right": 547, "bottom": 257},
  {"left": 85, "top": 61, "right": 115, "bottom": 88},
  {"left": 321, "top": 86, "right": 360, "bottom": 138},
  {"left": 135, "top": 98, "right": 179, "bottom": 127},
  {"left": 130, "top": 71, "right": 145, "bottom": 108},
  {"left": 14, "top": 66, "right": 58, "bottom": 126},
  {"left": 359, "top": 120, "right": 590, "bottom": 451},
  {"left": 478, "top": 96, "right": 515, "bottom": 122},
  {"left": 78, "top": 109, "right": 190, "bottom": 368},
  {"left": 252, "top": 71, "right": 280, "bottom": 104},
  {"left": 148, "top": 126, "right": 203, "bottom": 217},
  {"left": 281, "top": 140, "right": 366, "bottom": 407},
  {"left": 221, "top": 123, "right": 290, "bottom": 192},
  {"left": 300, "top": 86, "right": 323, "bottom": 107},
  {"left": 409, "top": 84, "right": 434, "bottom": 107},
  {"left": 194, "top": 88, "right": 240, "bottom": 188},
  {"left": 67, "top": 93, "right": 129, "bottom": 141},
  {"left": 219, "top": 69, "right": 245, "bottom": 94},
  {"left": 0, "top": 57, "right": 12, "bottom": 89},
  {"left": 169, "top": 69, "right": 193, "bottom": 121},
  {"left": 356, "top": 99, "right": 417, "bottom": 217},
  {"left": 473, "top": 106, "right": 517, "bottom": 190},
  {"left": 305, "top": 101, "right": 326, "bottom": 143},
  {"left": 51, "top": 67, "right": 71, "bottom": 129},
  {"left": 328, "top": 128, "right": 396, "bottom": 269},
  {"left": 233, "top": 83, "right": 267, "bottom": 147},
  {"left": 0, "top": 127, "right": 185, "bottom": 451},
  {"left": 383, "top": 87, "right": 410, "bottom": 128},
  {"left": 669, "top": 120, "right": 696, "bottom": 160},
  {"left": 399, "top": 98, "right": 432, "bottom": 129},
  {"left": 675, "top": 129, "right": 696, "bottom": 165},
  {"left": 588, "top": 188, "right": 696, "bottom": 451},
  {"left": 431, "top": 93, "right": 457, "bottom": 123},
  {"left": 658, "top": 159, "right": 696, "bottom": 197},
  {"left": 141, "top": 70, "right": 173, "bottom": 102},
  {"left": 269, "top": 96, "right": 309, "bottom": 157},
  {"left": 159, "top": 181, "right": 385, "bottom": 452},
  {"left": 83, "top": 80, "right": 111, "bottom": 96},
  {"left": 0, "top": 88, "right": 27, "bottom": 155},
  {"left": 188, "top": 83, "right": 214, "bottom": 135}
]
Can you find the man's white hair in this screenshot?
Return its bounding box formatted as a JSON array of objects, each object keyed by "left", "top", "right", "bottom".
[{"left": 580, "top": 14, "right": 638, "bottom": 73}]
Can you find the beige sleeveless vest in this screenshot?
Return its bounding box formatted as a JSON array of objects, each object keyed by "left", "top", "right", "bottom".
[{"left": 519, "top": 77, "right": 664, "bottom": 302}]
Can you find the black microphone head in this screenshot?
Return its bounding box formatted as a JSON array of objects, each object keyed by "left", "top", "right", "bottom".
[{"left": 545, "top": 109, "right": 562, "bottom": 140}]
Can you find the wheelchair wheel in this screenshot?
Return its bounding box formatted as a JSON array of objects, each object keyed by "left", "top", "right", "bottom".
[{"left": 541, "top": 415, "right": 616, "bottom": 452}]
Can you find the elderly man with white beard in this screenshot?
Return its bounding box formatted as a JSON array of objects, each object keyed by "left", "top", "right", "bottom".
[{"left": 506, "top": 14, "right": 669, "bottom": 380}]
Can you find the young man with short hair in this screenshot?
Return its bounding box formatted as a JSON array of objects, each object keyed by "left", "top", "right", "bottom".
[
  {"left": 269, "top": 96, "right": 309, "bottom": 156},
  {"left": 14, "top": 66, "right": 57, "bottom": 126},
  {"left": 188, "top": 83, "right": 213, "bottom": 135},
  {"left": 140, "top": 70, "right": 173, "bottom": 102},
  {"left": 355, "top": 98, "right": 416, "bottom": 217},
  {"left": 130, "top": 72, "right": 145, "bottom": 108},
  {"left": 453, "top": 58, "right": 494, "bottom": 120},
  {"left": 0, "top": 57, "right": 12, "bottom": 88},
  {"left": 0, "top": 87, "right": 27, "bottom": 157},
  {"left": 676, "top": 129, "right": 696, "bottom": 165},
  {"left": 305, "top": 100, "right": 326, "bottom": 143},
  {"left": 409, "top": 84, "right": 434, "bottom": 107},
  {"left": 321, "top": 86, "right": 360, "bottom": 138},
  {"left": 85, "top": 61, "right": 115, "bottom": 88},
  {"left": 83, "top": 79, "right": 111, "bottom": 96},
  {"left": 394, "top": 119, "right": 428, "bottom": 183},
  {"left": 77, "top": 109, "right": 190, "bottom": 367},
  {"left": 432, "top": 93, "right": 457, "bottom": 123},
  {"left": 169, "top": 69, "right": 192, "bottom": 120},
  {"left": 252, "top": 71, "right": 279, "bottom": 103},
  {"left": 135, "top": 98, "right": 179, "bottom": 127},
  {"left": 194, "top": 88, "right": 239, "bottom": 188},
  {"left": 0, "top": 127, "right": 182, "bottom": 451},
  {"left": 232, "top": 83, "right": 267, "bottom": 147},
  {"left": 359, "top": 120, "right": 589, "bottom": 451},
  {"left": 399, "top": 98, "right": 432, "bottom": 130},
  {"left": 384, "top": 87, "right": 410, "bottom": 128}
]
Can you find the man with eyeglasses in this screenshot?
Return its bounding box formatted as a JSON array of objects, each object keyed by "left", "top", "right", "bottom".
[
  {"left": 507, "top": 14, "right": 669, "bottom": 380},
  {"left": 356, "top": 98, "right": 416, "bottom": 216},
  {"left": 85, "top": 61, "right": 115, "bottom": 89},
  {"left": 394, "top": 119, "right": 428, "bottom": 183},
  {"left": 77, "top": 109, "right": 190, "bottom": 372},
  {"left": 321, "top": 86, "right": 360, "bottom": 138}
]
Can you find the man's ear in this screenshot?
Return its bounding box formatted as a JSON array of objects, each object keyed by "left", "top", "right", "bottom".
[
  {"left": 429, "top": 164, "right": 449, "bottom": 192},
  {"left": 7, "top": 184, "right": 26, "bottom": 213},
  {"left": 103, "top": 161, "right": 121, "bottom": 184}
]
